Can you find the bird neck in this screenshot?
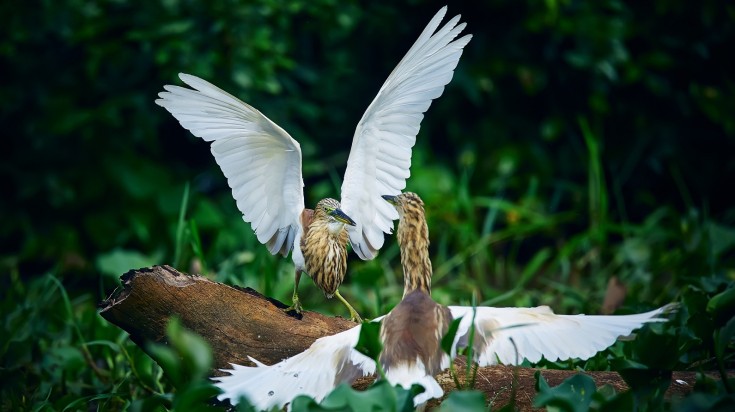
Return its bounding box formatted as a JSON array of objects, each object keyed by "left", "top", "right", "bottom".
[
  {"left": 302, "top": 216, "right": 350, "bottom": 297},
  {"left": 396, "top": 204, "right": 432, "bottom": 297}
]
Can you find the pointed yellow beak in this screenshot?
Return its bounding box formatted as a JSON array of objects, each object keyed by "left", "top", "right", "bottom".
[
  {"left": 330, "top": 208, "right": 356, "bottom": 226},
  {"left": 381, "top": 195, "right": 398, "bottom": 205}
]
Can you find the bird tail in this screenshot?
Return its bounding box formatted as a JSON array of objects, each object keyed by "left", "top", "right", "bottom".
[{"left": 384, "top": 362, "right": 444, "bottom": 406}]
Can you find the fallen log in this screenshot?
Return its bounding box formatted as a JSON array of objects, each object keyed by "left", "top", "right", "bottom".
[{"left": 100, "top": 265, "right": 704, "bottom": 410}]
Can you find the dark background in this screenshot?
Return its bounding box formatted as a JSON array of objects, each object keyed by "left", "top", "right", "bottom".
[
  {"left": 3, "top": 1, "right": 733, "bottom": 284},
  {"left": 1, "top": 0, "right": 734, "bottom": 409}
]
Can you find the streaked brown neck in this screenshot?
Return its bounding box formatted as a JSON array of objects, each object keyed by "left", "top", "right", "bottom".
[{"left": 396, "top": 200, "right": 432, "bottom": 297}]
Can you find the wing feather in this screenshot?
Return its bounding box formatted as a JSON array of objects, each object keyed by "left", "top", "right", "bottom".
[
  {"left": 213, "top": 322, "right": 380, "bottom": 409},
  {"left": 341, "top": 7, "right": 472, "bottom": 260},
  {"left": 449, "top": 304, "right": 676, "bottom": 366},
  {"left": 156, "top": 73, "right": 305, "bottom": 256}
]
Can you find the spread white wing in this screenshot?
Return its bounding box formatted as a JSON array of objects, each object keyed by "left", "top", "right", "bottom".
[
  {"left": 449, "top": 304, "right": 677, "bottom": 366},
  {"left": 340, "top": 6, "right": 473, "bottom": 260},
  {"left": 213, "top": 321, "right": 380, "bottom": 410},
  {"left": 156, "top": 74, "right": 304, "bottom": 256}
]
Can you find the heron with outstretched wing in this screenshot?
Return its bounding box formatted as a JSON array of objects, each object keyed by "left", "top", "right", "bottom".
[{"left": 156, "top": 7, "right": 472, "bottom": 321}]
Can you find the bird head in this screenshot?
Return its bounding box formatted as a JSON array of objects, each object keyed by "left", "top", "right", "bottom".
[
  {"left": 316, "top": 198, "right": 356, "bottom": 227},
  {"left": 381, "top": 192, "right": 424, "bottom": 218}
]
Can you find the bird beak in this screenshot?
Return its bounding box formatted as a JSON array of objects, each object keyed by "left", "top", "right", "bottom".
[
  {"left": 331, "top": 209, "right": 356, "bottom": 226},
  {"left": 381, "top": 195, "right": 398, "bottom": 205}
]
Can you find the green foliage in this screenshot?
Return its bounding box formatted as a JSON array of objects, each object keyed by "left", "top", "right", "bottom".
[
  {"left": 355, "top": 321, "right": 383, "bottom": 362},
  {"left": 534, "top": 372, "right": 598, "bottom": 412},
  {"left": 534, "top": 372, "right": 636, "bottom": 412},
  {"left": 0, "top": 273, "right": 220, "bottom": 411},
  {"left": 437, "top": 390, "right": 487, "bottom": 412},
  {"left": 441, "top": 317, "right": 464, "bottom": 356},
  {"left": 2, "top": 0, "right": 735, "bottom": 410},
  {"left": 291, "top": 381, "right": 421, "bottom": 412}
]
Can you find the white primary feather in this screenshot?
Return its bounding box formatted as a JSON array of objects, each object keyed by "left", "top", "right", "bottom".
[
  {"left": 155, "top": 74, "right": 305, "bottom": 257},
  {"left": 449, "top": 304, "right": 677, "bottom": 366},
  {"left": 340, "top": 6, "right": 473, "bottom": 260}
]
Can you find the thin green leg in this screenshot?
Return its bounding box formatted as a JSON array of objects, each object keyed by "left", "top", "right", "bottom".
[
  {"left": 334, "top": 289, "right": 362, "bottom": 323},
  {"left": 283, "top": 269, "right": 303, "bottom": 313}
]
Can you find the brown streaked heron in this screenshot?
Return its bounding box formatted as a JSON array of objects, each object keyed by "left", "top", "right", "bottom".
[
  {"left": 378, "top": 192, "right": 451, "bottom": 395},
  {"left": 155, "top": 6, "right": 473, "bottom": 321},
  {"left": 213, "top": 192, "right": 677, "bottom": 409}
]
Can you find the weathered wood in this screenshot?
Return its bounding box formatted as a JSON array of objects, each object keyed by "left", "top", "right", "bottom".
[
  {"left": 100, "top": 265, "right": 707, "bottom": 411},
  {"left": 99, "top": 265, "right": 356, "bottom": 370}
]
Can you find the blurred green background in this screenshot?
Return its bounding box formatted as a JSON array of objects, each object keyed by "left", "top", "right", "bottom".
[{"left": 2, "top": 0, "right": 734, "bottom": 410}]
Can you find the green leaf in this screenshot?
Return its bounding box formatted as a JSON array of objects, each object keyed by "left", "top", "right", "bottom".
[
  {"left": 707, "top": 285, "right": 735, "bottom": 326},
  {"left": 96, "top": 249, "right": 161, "bottom": 280},
  {"left": 673, "top": 393, "right": 735, "bottom": 412},
  {"left": 714, "top": 317, "right": 735, "bottom": 393},
  {"left": 437, "top": 390, "right": 486, "bottom": 412},
  {"left": 146, "top": 343, "right": 182, "bottom": 388},
  {"left": 62, "top": 393, "right": 124, "bottom": 411},
  {"left": 533, "top": 372, "right": 597, "bottom": 412},
  {"left": 174, "top": 182, "right": 191, "bottom": 268},
  {"left": 355, "top": 322, "right": 383, "bottom": 361},
  {"left": 133, "top": 347, "right": 162, "bottom": 390},
  {"left": 714, "top": 316, "right": 735, "bottom": 361},
  {"left": 441, "top": 316, "right": 464, "bottom": 355},
  {"left": 597, "top": 391, "right": 635, "bottom": 412},
  {"left": 171, "top": 381, "right": 222, "bottom": 411},
  {"left": 615, "top": 367, "right": 672, "bottom": 409},
  {"left": 166, "top": 317, "right": 213, "bottom": 382}
]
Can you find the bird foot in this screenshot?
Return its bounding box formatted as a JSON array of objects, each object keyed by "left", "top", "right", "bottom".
[
  {"left": 348, "top": 308, "right": 363, "bottom": 324},
  {"left": 334, "top": 290, "right": 362, "bottom": 323},
  {"left": 282, "top": 294, "right": 303, "bottom": 315}
]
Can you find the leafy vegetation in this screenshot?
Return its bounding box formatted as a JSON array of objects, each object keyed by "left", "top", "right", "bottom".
[{"left": 2, "top": 0, "right": 734, "bottom": 410}]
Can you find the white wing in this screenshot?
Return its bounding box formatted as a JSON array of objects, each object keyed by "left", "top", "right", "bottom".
[
  {"left": 156, "top": 74, "right": 305, "bottom": 256},
  {"left": 340, "top": 7, "right": 473, "bottom": 260},
  {"left": 449, "top": 304, "right": 676, "bottom": 365},
  {"left": 213, "top": 322, "right": 378, "bottom": 410}
]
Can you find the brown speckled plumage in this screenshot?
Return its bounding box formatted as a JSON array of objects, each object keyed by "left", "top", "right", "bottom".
[
  {"left": 380, "top": 291, "right": 452, "bottom": 376},
  {"left": 380, "top": 192, "right": 452, "bottom": 377},
  {"left": 302, "top": 198, "right": 350, "bottom": 298},
  {"left": 392, "top": 192, "right": 433, "bottom": 296}
]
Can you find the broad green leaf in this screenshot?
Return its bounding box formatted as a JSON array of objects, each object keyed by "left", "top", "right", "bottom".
[
  {"left": 707, "top": 285, "right": 735, "bottom": 326},
  {"left": 441, "top": 316, "right": 464, "bottom": 355},
  {"left": 355, "top": 322, "right": 383, "bottom": 361},
  {"left": 437, "top": 390, "right": 486, "bottom": 412},
  {"left": 146, "top": 344, "right": 182, "bottom": 388},
  {"left": 96, "top": 249, "right": 161, "bottom": 280},
  {"left": 533, "top": 372, "right": 597, "bottom": 412}
]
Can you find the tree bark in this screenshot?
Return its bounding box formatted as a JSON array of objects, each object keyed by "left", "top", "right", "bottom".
[{"left": 100, "top": 265, "right": 707, "bottom": 411}]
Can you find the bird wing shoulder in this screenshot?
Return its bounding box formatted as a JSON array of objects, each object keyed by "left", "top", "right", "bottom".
[
  {"left": 156, "top": 73, "right": 305, "bottom": 256},
  {"left": 340, "top": 7, "right": 472, "bottom": 260}
]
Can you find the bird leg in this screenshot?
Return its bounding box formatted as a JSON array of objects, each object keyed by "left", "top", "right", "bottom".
[
  {"left": 334, "top": 290, "right": 362, "bottom": 323},
  {"left": 283, "top": 269, "right": 303, "bottom": 314}
]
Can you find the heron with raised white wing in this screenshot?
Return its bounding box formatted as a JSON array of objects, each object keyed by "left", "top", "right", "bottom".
[{"left": 156, "top": 7, "right": 472, "bottom": 322}]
